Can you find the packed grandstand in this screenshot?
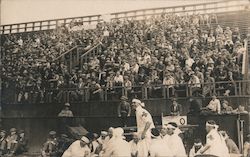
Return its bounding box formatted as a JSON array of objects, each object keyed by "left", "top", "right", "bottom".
[{"left": 1, "top": 11, "right": 248, "bottom": 103}]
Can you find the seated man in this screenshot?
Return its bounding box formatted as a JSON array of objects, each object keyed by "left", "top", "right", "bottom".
[
  {"left": 202, "top": 95, "right": 221, "bottom": 114},
  {"left": 232, "top": 105, "right": 248, "bottom": 114},
  {"left": 170, "top": 98, "right": 182, "bottom": 116},
  {"left": 14, "top": 130, "right": 28, "bottom": 155},
  {"left": 221, "top": 100, "right": 233, "bottom": 114},
  {"left": 0, "top": 130, "right": 7, "bottom": 156},
  {"left": 58, "top": 103, "right": 74, "bottom": 117},
  {"left": 89, "top": 80, "right": 103, "bottom": 101},
  {"left": 6, "top": 128, "right": 18, "bottom": 156},
  {"left": 243, "top": 134, "right": 250, "bottom": 157},
  {"left": 189, "top": 138, "right": 204, "bottom": 157},
  {"left": 41, "top": 131, "right": 59, "bottom": 157}
]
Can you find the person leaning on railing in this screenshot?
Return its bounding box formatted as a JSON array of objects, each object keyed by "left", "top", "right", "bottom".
[{"left": 201, "top": 95, "right": 221, "bottom": 115}]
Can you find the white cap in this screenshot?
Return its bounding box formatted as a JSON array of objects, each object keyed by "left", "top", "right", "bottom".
[
  {"left": 101, "top": 131, "right": 108, "bottom": 136},
  {"left": 113, "top": 127, "right": 124, "bottom": 137},
  {"left": 206, "top": 122, "right": 219, "bottom": 130},
  {"left": 140, "top": 102, "right": 145, "bottom": 107},
  {"left": 132, "top": 99, "right": 141, "bottom": 104},
  {"left": 132, "top": 99, "right": 145, "bottom": 107},
  {"left": 80, "top": 136, "right": 90, "bottom": 143},
  {"left": 165, "top": 124, "right": 176, "bottom": 129}
]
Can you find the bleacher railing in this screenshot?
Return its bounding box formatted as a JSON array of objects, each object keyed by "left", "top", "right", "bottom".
[
  {"left": 2, "top": 80, "right": 249, "bottom": 104},
  {"left": 1, "top": 0, "right": 249, "bottom": 34},
  {"left": 80, "top": 41, "right": 103, "bottom": 70}
]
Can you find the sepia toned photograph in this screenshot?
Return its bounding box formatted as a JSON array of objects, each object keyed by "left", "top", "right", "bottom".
[{"left": 0, "top": 0, "right": 250, "bottom": 156}]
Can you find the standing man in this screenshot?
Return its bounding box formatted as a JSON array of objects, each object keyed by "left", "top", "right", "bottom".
[
  {"left": 131, "top": 98, "right": 155, "bottom": 157},
  {"left": 164, "top": 122, "right": 187, "bottom": 157},
  {"left": 58, "top": 103, "right": 74, "bottom": 134},
  {"left": 117, "top": 96, "right": 131, "bottom": 127},
  {"left": 199, "top": 120, "right": 230, "bottom": 157}
]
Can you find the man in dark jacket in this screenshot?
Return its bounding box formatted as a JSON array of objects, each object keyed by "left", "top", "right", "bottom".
[
  {"left": 117, "top": 96, "right": 131, "bottom": 127},
  {"left": 170, "top": 98, "right": 182, "bottom": 116},
  {"left": 188, "top": 97, "right": 202, "bottom": 116},
  {"left": 14, "top": 130, "right": 28, "bottom": 155}
]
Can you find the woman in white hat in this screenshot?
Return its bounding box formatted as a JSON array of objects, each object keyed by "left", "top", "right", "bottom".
[{"left": 62, "top": 136, "right": 90, "bottom": 157}]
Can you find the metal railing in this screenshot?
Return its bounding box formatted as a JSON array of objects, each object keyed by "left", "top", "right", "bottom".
[
  {"left": 80, "top": 41, "right": 103, "bottom": 69},
  {"left": 2, "top": 80, "right": 249, "bottom": 104},
  {"left": 1, "top": 0, "right": 249, "bottom": 34}
]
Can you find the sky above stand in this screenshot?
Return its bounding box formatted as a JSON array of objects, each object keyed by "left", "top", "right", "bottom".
[{"left": 1, "top": 0, "right": 220, "bottom": 25}]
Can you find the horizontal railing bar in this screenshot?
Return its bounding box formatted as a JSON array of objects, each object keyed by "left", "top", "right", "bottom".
[
  {"left": 111, "top": 0, "right": 248, "bottom": 15},
  {"left": 0, "top": 0, "right": 249, "bottom": 34},
  {"left": 112, "top": 4, "right": 248, "bottom": 19},
  {"left": 24, "top": 80, "right": 249, "bottom": 91},
  {"left": 0, "top": 15, "right": 102, "bottom": 27}
]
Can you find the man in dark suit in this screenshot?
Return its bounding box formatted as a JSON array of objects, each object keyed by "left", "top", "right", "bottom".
[
  {"left": 170, "top": 98, "right": 182, "bottom": 116},
  {"left": 117, "top": 96, "right": 131, "bottom": 127}
]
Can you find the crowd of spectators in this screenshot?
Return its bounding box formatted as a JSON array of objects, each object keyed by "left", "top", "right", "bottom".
[{"left": 1, "top": 13, "right": 246, "bottom": 103}]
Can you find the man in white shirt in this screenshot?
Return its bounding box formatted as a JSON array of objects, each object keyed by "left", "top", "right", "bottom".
[
  {"left": 206, "top": 95, "right": 221, "bottom": 114},
  {"left": 62, "top": 136, "right": 90, "bottom": 157},
  {"left": 185, "top": 56, "right": 194, "bottom": 68},
  {"left": 114, "top": 71, "right": 124, "bottom": 84},
  {"left": 149, "top": 128, "right": 173, "bottom": 157},
  {"left": 199, "top": 120, "right": 230, "bottom": 157},
  {"left": 131, "top": 98, "right": 155, "bottom": 157},
  {"left": 101, "top": 128, "right": 130, "bottom": 157},
  {"left": 164, "top": 122, "right": 187, "bottom": 157},
  {"left": 129, "top": 132, "right": 145, "bottom": 157}
]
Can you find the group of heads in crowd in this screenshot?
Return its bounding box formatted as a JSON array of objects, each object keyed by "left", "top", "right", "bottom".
[
  {"left": 0, "top": 128, "right": 28, "bottom": 156},
  {"left": 1, "top": 13, "right": 246, "bottom": 103}
]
